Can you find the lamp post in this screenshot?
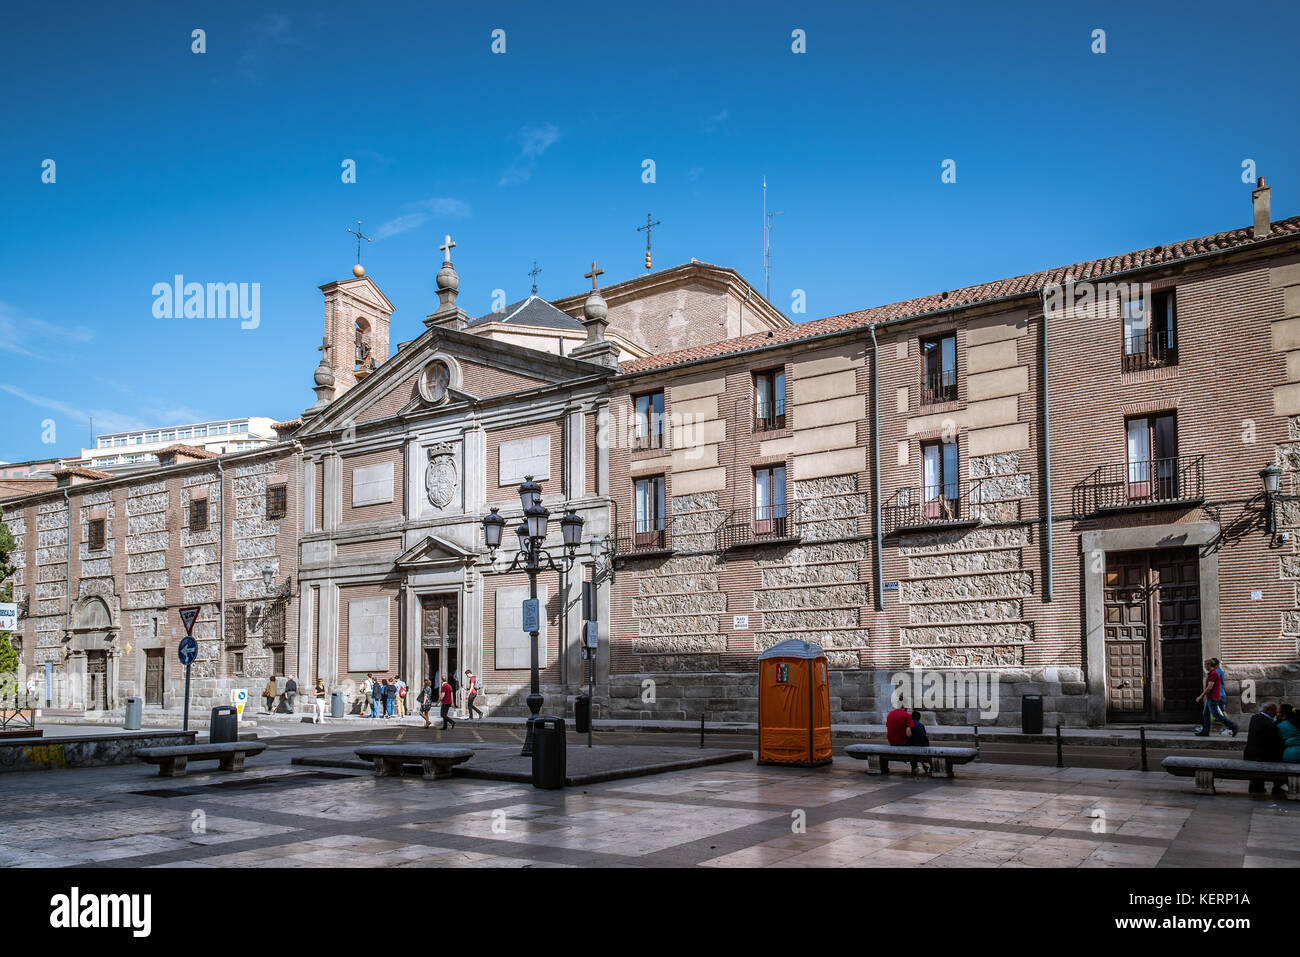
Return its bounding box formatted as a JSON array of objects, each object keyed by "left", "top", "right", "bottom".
[
  {"left": 480, "top": 476, "right": 584, "bottom": 756},
  {"left": 1261, "top": 463, "right": 1283, "bottom": 535},
  {"left": 261, "top": 567, "right": 291, "bottom": 599}
]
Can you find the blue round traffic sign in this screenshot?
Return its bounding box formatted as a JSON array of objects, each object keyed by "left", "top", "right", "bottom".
[{"left": 178, "top": 636, "right": 198, "bottom": 666}]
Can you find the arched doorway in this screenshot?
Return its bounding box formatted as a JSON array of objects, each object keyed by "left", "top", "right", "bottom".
[{"left": 67, "top": 596, "right": 119, "bottom": 710}]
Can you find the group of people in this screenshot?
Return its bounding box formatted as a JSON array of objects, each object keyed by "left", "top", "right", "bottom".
[
  {"left": 259, "top": 675, "right": 299, "bottom": 715},
  {"left": 1241, "top": 701, "right": 1300, "bottom": 796},
  {"left": 358, "top": 670, "right": 484, "bottom": 728},
  {"left": 359, "top": 674, "right": 410, "bottom": 719}
]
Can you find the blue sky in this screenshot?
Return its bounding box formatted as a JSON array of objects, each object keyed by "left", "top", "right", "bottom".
[{"left": 2, "top": 0, "right": 1297, "bottom": 462}]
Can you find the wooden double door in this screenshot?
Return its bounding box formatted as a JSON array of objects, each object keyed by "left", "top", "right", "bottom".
[
  {"left": 86, "top": 651, "right": 108, "bottom": 710},
  {"left": 1104, "top": 548, "right": 1202, "bottom": 722},
  {"left": 145, "top": 649, "right": 165, "bottom": 706},
  {"left": 421, "top": 594, "right": 458, "bottom": 688}
]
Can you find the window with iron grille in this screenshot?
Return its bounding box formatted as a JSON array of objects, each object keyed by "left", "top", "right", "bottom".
[
  {"left": 1122, "top": 290, "right": 1177, "bottom": 372},
  {"left": 272, "top": 646, "right": 285, "bottom": 675},
  {"left": 263, "top": 601, "right": 286, "bottom": 646},
  {"left": 921, "top": 334, "right": 958, "bottom": 404},
  {"left": 754, "top": 369, "right": 786, "bottom": 430},
  {"left": 232, "top": 651, "right": 244, "bottom": 674},
  {"left": 88, "top": 518, "right": 106, "bottom": 550},
  {"left": 266, "top": 485, "right": 287, "bottom": 519},
  {"left": 189, "top": 498, "right": 208, "bottom": 532},
  {"left": 226, "top": 603, "right": 247, "bottom": 648},
  {"left": 633, "top": 391, "right": 665, "bottom": 450}
]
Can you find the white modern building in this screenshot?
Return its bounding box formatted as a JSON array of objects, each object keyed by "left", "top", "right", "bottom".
[{"left": 81, "top": 417, "right": 279, "bottom": 472}]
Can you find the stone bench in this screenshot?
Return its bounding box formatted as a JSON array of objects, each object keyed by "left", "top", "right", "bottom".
[
  {"left": 845, "top": 743, "right": 979, "bottom": 779},
  {"left": 355, "top": 745, "right": 474, "bottom": 781},
  {"left": 136, "top": 742, "right": 268, "bottom": 777},
  {"left": 1161, "top": 755, "right": 1300, "bottom": 799}
]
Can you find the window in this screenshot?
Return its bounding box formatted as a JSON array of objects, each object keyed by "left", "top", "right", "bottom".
[
  {"left": 921, "top": 334, "right": 958, "bottom": 404},
  {"left": 232, "top": 652, "right": 244, "bottom": 674},
  {"left": 921, "top": 440, "right": 960, "bottom": 519},
  {"left": 88, "top": 518, "right": 106, "bottom": 550},
  {"left": 189, "top": 498, "right": 208, "bottom": 532},
  {"left": 226, "top": 603, "right": 247, "bottom": 647},
  {"left": 754, "top": 465, "right": 788, "bottom": 534},
  {"left": 1123, "top": 290, "right": 1177, "bottom": 371},
  {"left": 1126, "top": 413, "right": 1178, "bottom": 500},
  {"left": 634, "top": 475, "right": 667, "bottom": 547},
  {"left": 755, "top": 369, "right": 786, "bottom": 430},
  {"left": 634, "top": 391, "right": 665, "bottom": 450},
  {"left": 272, "top": 646, "right": 285, "bottom": 676},
  {"left": 266, "top": 485, "right": 287, "bottom": 519}
]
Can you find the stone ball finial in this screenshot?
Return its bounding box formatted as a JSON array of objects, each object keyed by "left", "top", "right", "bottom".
[
  {"left": 437, "top": 261, "right": 459, "bottom": 293},
  {"left": 314, "top": 359, "right": 335, "bottom": 388},
  {"left": 353, "top": 263, "right": 366, "bottom": 278},
  {"left": 583, "top": 290, "right": 608, "bottom": 323}
]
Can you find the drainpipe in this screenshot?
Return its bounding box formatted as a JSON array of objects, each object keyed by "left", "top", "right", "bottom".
[
  {"left": 216, "top": 457, "right": 226, "bottom": 649},
  {"left": 63, "top": 488, "right": 72, "bottom": 632},
  {"left": 869, "top": 324, "right": 884, "bottom": 611},
  {"left": 1038, "top": 293, "right": 1054, "bottom": 602}
]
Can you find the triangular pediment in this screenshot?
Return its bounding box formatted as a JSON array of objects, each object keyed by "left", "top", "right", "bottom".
[
  {"left": 298, "top": 324, "right": 612, "bottom": 436},
  {"left": 395, "top": 533, "right": 479, "bottom": 567}
]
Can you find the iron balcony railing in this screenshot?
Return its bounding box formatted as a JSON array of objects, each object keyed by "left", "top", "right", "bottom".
[
  {"left": 882, "top": 482, "right": 981, "bottom": 533},
  {"left": 754, "top": 401, "right": 787, "bottom": 432},
  {"left": 718, "top": 501, "right": 802, "bottom": 550},
  {"left": 1073, "top": 454, "right": 1205, "bottom": 514},
  {"left": 922, "top": 368, "right": 958, "bottom": 404},
  {"left": 1122, "top": 329, "right": 1178, "bottom": 372},
  {"left": 613, "top": 519, "right": 674, "bottom": 556}
]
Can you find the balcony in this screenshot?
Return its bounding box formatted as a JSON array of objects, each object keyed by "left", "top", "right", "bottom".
[
  {"left": 921, "top": 368, "right": 958, "bottom": 405},
  {"left": 718, "top": 502, "right": 802, "bottom": 550},
  {"left": 1122, "top": 329, "right": 1178, "bottom": 373},
  {"left": 754, "top": 402, "right": 787, "bottom": 432},
  {"left": 613, "top": 520, "right": 674, "bottom": 558},
  {"left": 1072, "top": 455, "right": 1205, "bottom": 515},
  {"left": 882, "top": 484, "right": 980, "bottom": 534}
]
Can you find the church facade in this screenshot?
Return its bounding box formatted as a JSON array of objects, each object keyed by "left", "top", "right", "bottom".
[{"left": 6, "top": 187, "right": 1300, "bottom": 726}]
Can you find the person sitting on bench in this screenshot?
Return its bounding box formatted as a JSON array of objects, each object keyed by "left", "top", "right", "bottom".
[
  {"left": 909, "top": 710, "right": 932, "bottom": 775},
  {"left": 1244, "top": 701, "right": 1286, "bottom": 797}
]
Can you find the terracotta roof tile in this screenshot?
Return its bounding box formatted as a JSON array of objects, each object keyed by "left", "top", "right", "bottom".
[
  {"left": 156, "top": 444, "right": 217, "bottom": 459},
  {"left": 619, "top": 215, "right": 1300, "bottom": 374}
]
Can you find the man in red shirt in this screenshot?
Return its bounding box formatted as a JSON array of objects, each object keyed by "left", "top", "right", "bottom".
[
  {"left": 439, "top": 678, "right": 457, "bottom": 730},
  {"left": 886, "top": 706, "right": 914, "bottom": 746}
]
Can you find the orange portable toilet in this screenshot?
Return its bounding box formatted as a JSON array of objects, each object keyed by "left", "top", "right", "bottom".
[{"left": 757, "top": 639, "right": 832, "bottom": 767}]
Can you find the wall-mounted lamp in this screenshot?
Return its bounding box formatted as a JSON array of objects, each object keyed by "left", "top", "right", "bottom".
[{"left": 1261, "top": 463, "right": 1283, "bottom": 535}]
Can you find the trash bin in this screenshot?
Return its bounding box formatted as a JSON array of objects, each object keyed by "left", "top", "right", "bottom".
[
  {"left": 210, "top": 705, "right": 238, "bottom": 743},
  {"left": 1022, "top": 693, "right": 1044, "bottom": 735},
  {"left": 531, "top": 715, "right": 566, "bottom": 789},
  {"left": 331, "top": 690, "right": 345, "bottom": 718},
  {"left": 124, "top": 696, "right": 143, "bottom": 730},
  {"left": 574, "top": 695, "right": 591, "bottom": 734}
]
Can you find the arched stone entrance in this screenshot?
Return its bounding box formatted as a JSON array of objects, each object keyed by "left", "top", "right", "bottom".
[{"left": 65, "top": 596, "right": 120, "bottom": 710}]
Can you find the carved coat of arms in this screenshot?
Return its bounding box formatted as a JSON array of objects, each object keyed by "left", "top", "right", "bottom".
[{"left": 425, "top": 445, "right": 458, "bottom": 509}]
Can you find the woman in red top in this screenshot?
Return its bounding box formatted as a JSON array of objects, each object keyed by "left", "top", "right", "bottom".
[{"left": 439, "top": 677, "right": 457, "bottom": 730}]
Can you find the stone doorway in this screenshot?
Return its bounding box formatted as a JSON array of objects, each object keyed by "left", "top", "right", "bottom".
[
  {"left": 145, "top": 648, "right": 165, "bottom": 706},
  {"left": 86, "top": 651, "right": 108, "bottom": 710},
  {"left": 421, "top": 594, "right": 458, "bottom": 688},
  {"left": 1103, "top": 547, "right": 1201, "bottom": 722}
]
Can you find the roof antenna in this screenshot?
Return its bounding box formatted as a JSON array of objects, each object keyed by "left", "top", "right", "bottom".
[{"left": 763, "top": 176, "right": 782, "bottom": 301}]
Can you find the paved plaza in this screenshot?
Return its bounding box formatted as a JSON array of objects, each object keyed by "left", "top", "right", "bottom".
[{"left": 3, "top": 734, "right": 1297, "bottom": 868}]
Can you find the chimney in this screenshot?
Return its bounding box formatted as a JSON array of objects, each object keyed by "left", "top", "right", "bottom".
[{"left": 1253, "top": 177, "right": 1272, "bottom": 239}]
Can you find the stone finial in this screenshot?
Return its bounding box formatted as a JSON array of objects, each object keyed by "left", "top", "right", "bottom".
[
  {"left": 426, "top": 234, "right": 470, "bottom": 331},
  {"left": 570, "top": 260, "right": 619, "bottom": 368},
  {"left": 304, "top": 338, "right": 336, "bottom": 417}
]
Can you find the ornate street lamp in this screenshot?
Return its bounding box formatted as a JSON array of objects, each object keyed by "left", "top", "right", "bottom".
[
  {"left": 1261, "top": 463, "right": 1283, "bottom": 535},
  {"left": 262, "top": 566, "right": 291, "bottom": 599},
  {"left": 481, "top": 475, "right": 585, "bottom": 756}
]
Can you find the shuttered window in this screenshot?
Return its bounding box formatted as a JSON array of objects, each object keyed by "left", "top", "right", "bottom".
[
  {"left": 88, "top": 518, "right": 106, "bottom": 550},
  {"left": 189, "top": 499, "right": 208, "bottom": 532},
  {"left": 266, "top": 485, "right": 287, "bottom": 519}
]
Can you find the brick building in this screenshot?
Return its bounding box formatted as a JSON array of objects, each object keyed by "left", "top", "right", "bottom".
[{"left": 4, "top": 190, "right": 1299, "bottom": 725}]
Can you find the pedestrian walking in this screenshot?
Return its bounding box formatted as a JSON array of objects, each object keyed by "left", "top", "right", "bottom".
[
  {"left": 262, "top": 676, "right": 278, "bottom": 714},
  {"left": 465, "top": 669, "right": 484, "bottom": 720},
  {"left": 417, "top": 678, "right": 434, "bottom": 729},
  {"left": 396, "top": 677, "right": 408, "bottom": 718},
  {"left": 361, "top": 673, "right": 374, "bottom": 718},
  {"left": 440, "top": 676, "right": 456, "bottom": 730},
  {"left": 313, "top": 678, "right": 327, "bottom": 724},
  {"left": 284, "top": 675, "right": 297, "bottom": 714},
  {"left": 1195, "top": 659, "right": 1239, "bottom": 737},
  {"left": 385, "top": 678, "right": 397, "bottom": 718}
]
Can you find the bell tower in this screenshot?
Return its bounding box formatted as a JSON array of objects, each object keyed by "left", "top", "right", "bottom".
[{"left": 317, "top": 275, "right": 396, "bottom": 402}]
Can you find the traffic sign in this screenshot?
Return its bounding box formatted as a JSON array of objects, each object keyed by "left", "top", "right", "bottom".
[
  {"left": 584, "top": 621, "right": 599, "bottom": 649},
  {"left": 177, "top": 636, "right": 198, "bottom": 666},
  {"left": 522, "top": 597, "right": 540, "bottom": 633},
  {"left": 0, "top": 602, "right": 16, "bottom": 632},
  {"left": 231, "top": 688, "right": 248, "bottom": 719},
  {"left": 179, "top": 605, "right": 201, "bottom": 636}
]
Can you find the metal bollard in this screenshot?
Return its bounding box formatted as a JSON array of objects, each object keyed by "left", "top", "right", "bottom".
[
  {"left": 1139, "top": 726, "right": 1148, "bottom": 772},
  {"left": 972, "top": 723, "right": 980, "bottom": 760},
  {"left": 1055, "top": 724, "right": 1064, "bottom": 768},
  {"left": 700, "top": 712, "right": 705, "bottom": 749}
]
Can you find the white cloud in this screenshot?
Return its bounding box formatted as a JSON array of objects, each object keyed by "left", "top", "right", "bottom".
[
  {"left": 499, "top": 122, "right": 560, "bottom": 186},
  {"left": 0, "top": 300, "right": 94, "bottom": 361},
  {"left": 702, "top": 109, "right": 729, "bottom": 133},
  {"left": 0, "top": 384, "right": 149, "bottom": 435},
  {"left": 373, "top": 198, "right": 471, "bottom": 241}
]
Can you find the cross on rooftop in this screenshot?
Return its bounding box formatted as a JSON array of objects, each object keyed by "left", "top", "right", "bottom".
[
  {"left": 318, "top": 336, "right": 331, "bottom": 357},
  {"left": 347, "top": 221, "right": 371, "bottom": 264},
  {"left": 585, "top": 261, "right": 604, "bottom": 290},
  {"left": 528, "top": 261, "right": 542, "bottom": 295},
  {"left": 637, "top": 213, "right": 662, "bottom": 271},
  {"left": 440, "top": 234, "right": 456, "bottom": 263}
]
